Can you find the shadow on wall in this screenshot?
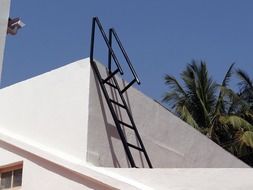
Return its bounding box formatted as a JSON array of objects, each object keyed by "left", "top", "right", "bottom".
[
  {"left": 93, "top": 71, "right": 126, "bottom": 168},
  {"left": 122, "top": 80, "right": 145, "bottom": 168},
  {"left": 93, "top": 68, "right": 145, "bottom": 168}
]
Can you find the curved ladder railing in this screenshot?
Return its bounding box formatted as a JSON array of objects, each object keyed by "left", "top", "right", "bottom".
[
  {"left": 89, "top": 17, "right": 152, "bottom": 168},
  {"left": 108, "top": 28, "right": 140, "bottom": 84}
]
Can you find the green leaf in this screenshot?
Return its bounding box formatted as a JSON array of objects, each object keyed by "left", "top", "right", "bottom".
[
  {"left": 215, "top": 63, "right": 234, "bottom": 114},
  {"left": 245, "top": 111, "right": 253, "bottom": 119},
  {"left": 237, "top": 69, "right": 253, "bottom": 89},
  {"left": 164, "top": 75, "right": 187, "bottom": 97},
  {"left": 178, "top": 105, "right": 199, "bottom": 129},
  {"left": 240, "top": 131, "right": 253, "bottom": 148},
  {"left": 196, "top": 90, "right": 211, "bottom": 126},
  {"left": 219, "top": 115, "right": 253, "bottom": 131}
]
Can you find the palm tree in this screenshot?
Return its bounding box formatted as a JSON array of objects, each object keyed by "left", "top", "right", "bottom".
[
  {"left": 237, "top": 69, "right": 253, "bottom": 101},
  {"left": 233, "top": 69, "right": 253, "bottom": 162},
  {"left": 163, "top": 60, "right": 253, "bottom": 164},
  {"left": 163, "top": 61, "right": 216, "bottom": 129},
  {"left": 236, "top": 69, "right": 253, "bottom": 118}
]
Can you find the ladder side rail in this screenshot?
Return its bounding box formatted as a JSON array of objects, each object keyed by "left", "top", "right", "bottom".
[
  {"left": 111, "top": 76, "right": 153, "bottom": 168},
  {"left": 90, "top": 17, "right": 152, "bottom": 168},
  {"left": 90, "top": 17, "right": 123, "bottom": 74},
  {"left": 108, "top": 29, "right": 113, "bottom": 73},
  {"left": 109, "top": 28, "right": 140, "bottom": 84}
]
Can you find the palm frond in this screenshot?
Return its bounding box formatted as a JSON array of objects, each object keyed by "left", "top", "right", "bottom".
[
  {"left": 237, "top": 69, "right": 253, "bottom": 90},
  {"left": 219, "top": 115, "right": 253, "bottom": 131},
  {"left": 162, "top": 92, "right": 182, "bottom": 109},
  {"left": 195, "top": 61, "right": 217, "bottom": 112},
  {"left": 240, "top": 131, "right": 253, "bottom": 148},
  {"left": 196, "top": 90, "right": 211, "bottom": 126},
  {"left": 163, "top": 75, "right": 188, "bottom": 110},
  {"left": 222, "top": 63, "right": 235, "bottom": 87},
  {"left": 236, "top": 69, "right": 253, "bottom": 107},
  {"left": 164, "top": 74, "right": 187, "bottom": 97},
  {"left": 214, "top": 63, "right": 235, "bottom": 115},
  {"left": 245, "top": 111, "right": 253, "bottom": 119},
  {"left": 181, "top": 63, "right": 196, "bottom": 94},
  {"left": 177, "top": 105, "right": 199, "bottom": 129}
]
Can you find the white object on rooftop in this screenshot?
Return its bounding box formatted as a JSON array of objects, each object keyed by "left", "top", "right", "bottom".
[{"left": 7, "top": 17, "right": 25, "bottom": 35}]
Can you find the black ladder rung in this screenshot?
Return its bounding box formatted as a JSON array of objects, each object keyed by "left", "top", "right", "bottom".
[
  {"left": 104, "top": 81, "right": 117, "bottom": 89},
  {"left": 121, "top": 79, "right": 136, "bottom": 94},
  {"left": 127, "top": 143, "right": 144, "bottom": 152},
  {"left": 103, "top": 69, "right": 119, "bottom": 83},
  {"left": 118, "top": 120, "right": 134, "bottom": 129},
  {"left": 109, "top": 99, "right": 126, "bottom": 109}
]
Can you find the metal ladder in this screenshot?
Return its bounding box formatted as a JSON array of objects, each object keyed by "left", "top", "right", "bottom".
[{"left": 90, "top": 17, "right": 152, "bottom": 168}]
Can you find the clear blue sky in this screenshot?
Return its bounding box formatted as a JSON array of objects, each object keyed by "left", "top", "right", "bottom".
[{"left": 3, "top": 0, "right": 253, "bottom": 102}]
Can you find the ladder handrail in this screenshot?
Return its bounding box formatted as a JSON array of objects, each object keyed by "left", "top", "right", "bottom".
[
  {"left": 89, "top": 17, "right": 152, "bottom": 168},
  {"left": 108, "top": 28, "right": 140, "bottom": 84},
  {"left": 90, "top": 16, "right": 140, "bottom": 85},
  {"left": 90, "top": 17, "right": 123, "bottom": 74}
]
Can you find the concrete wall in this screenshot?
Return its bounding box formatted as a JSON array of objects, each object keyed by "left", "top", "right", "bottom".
[
  {"left": 87, "top": 60, "right": 248, "bottom": 168},
  {"left": 0, "top": 140, "right": 138, "bottom": 190},
  {"left": 0, "top": 58, "right": 250, "bottom": 189},
  {"left": 0, "top": 57, "right": 247, "bottom": 170},
  {"left": 0, "top": 59, "right": 90, "bottom": 162},
  {"left": 0, "top": 141, "right": 251, "bottom": 190},
  {"left": 0, "top": 0, "right": 10, "bottom": 82},
  {"left": 0, "top": 59, "right": 142, "bottom": 189}
]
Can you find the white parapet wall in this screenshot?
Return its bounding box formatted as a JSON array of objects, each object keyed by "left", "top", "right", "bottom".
[
  {"left": 0, "top": 59, "right": 91, "bottom": 163},
  {"left": 0, "top": 58, "right": 247, "bottom": 168},
  {"left": 87, "top": 59, "right": 248, "bottom": 168},
  {"left": 0, "top": 58, "right": 250, "bottom": 189},
  {"left": 0, "top": 0, "right": 11, "bottom": 83}
]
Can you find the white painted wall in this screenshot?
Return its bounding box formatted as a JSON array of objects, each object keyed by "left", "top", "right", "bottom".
[
  {"left": 0, "top": 57, "right": 247, "bottom": 168},
  {"left": 0, "top": 59, "right": 90, "bottom": 162},
  {"left": 87, "top": 60, "right": 248, "bottom": 168},
  {"left": 0, "top": 138, "right": 143, "bottom": 190},
  {"left": 108, "top": 168, "right": 253, "bottom": 190},
  {"left": 1, "top": 143, "right": 252, "bottom": 190},
  {"left": 0, "top": 146, "right": 115, "bottom": 190},
  {"left": 0, "top": 58, "right": 250, "bottom": 190},
  {"left": 0, "top": 148, "right": 90, "bottom": 190},
  {"left": 0, "top": 0, "right": 10, "bottom": 83}
]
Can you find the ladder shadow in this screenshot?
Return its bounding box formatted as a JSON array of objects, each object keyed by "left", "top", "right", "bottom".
[
  {"left": 121, "top": 80, "right": 145, "bottom": 168},
  {"left": 107, "top": 78, "right": 131, "bottom": 168},
  {"left": 94, "top": 71, "right": 130, "bottom": 168},
  {"left": 106, "top": 75, "right": 145, "bottom": 168}
]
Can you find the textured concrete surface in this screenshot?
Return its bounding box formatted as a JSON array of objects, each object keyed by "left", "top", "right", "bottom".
[
  {"left": 87, "top": 60, "right": 248, "bottom": 168},
  {"left": 0, "top": 58, "right": 247, "bottom": 169},
  {"left": 0, "top": 0, "right": 10, "bottom": 82}
]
